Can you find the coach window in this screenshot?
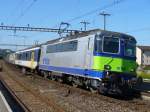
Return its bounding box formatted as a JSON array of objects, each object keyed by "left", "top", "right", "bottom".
[
  {"left": 20, "top": 53, "right": 23, "bottom": 60},
  {"left": 23, "top": 52, "right": 26, "bottom": 60},
  {"left": 22, "top": 53, "right": 24, "bottom": 60},
  {"left": 29, "top": 52, "right": 31, "bottom": 60},
  {"left": 26, "top": 51, "right": 31, "bottom": 61},
  {"left": 26, "top": 52, "right": 28, "bottom": 61},
  {"left": 27, "top": 52, "right": 29, "bottom": 61},
  {"left": 18, "top": 54, "right": 20, "bottom": 60},
  {"left": 19, "top": 54, "right": 21, "bottom": 60}
]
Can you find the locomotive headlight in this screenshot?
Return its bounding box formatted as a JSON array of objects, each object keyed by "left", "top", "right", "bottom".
[
  {"left": 104, "top": 65, "right": 111, "bottom": 70},
  {"left": 131, "top": 77, "right": 137, "bottom": 85},
  {"left": 130, "top": 68, "right": 135, "bottom": 72}
]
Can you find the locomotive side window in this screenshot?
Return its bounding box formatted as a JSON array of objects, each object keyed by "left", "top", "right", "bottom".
[
  {"left": 103, "top": 37, "right": 119, "bottom": 54},
  {"left": 46, "top": 45, "right": 57, "bottom": 53},
  {"left": 46, "top": 40, "right": 78, "bottom": 53},
  {"left": 62, "top": 41, "right": 77, "bottom": 52}
]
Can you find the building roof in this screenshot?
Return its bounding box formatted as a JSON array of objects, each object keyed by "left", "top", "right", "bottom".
[{"left": 137, "top": 45, "right": 150, "bottom": 50}]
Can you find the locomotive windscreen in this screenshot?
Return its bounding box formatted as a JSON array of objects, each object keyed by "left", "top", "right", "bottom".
[
  {"left": 103, "top": 37, "right": 119, "bottom": 54},
  {"left": 124, "top": 38, "right": 136, "bottom": 57}
]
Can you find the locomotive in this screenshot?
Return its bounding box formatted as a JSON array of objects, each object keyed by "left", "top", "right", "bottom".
[{"left": 7, "top": 29, "right": 137, "bottom": 94}]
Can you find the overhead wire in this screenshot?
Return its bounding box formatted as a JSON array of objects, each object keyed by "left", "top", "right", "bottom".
[
  {"left": 10, "top": 0, "right": 127, "bottom": 46},
  {"left": 13, "top": 0, "right": 38, "bottom": 25},
  {"left": 51, "top": 0, "right": 127, "bottom": 28},
  {"left": 10, "top": 0, "right": 26, "bottom": 16},
  {"left": 27, "top": 0, "right": 127, "bottom": 43},
  {"left": 6, "top": 0, "right": 26, "bottom": 23}
]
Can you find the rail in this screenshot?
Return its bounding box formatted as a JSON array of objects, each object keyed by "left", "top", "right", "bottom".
[{"left": 0, "top": 75, "right": 31, "bottom": 112}]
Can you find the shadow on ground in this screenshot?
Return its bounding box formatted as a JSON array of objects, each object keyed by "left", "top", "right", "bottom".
[{"left": 136, "top": 81, "right": 150, "bottom": 92}]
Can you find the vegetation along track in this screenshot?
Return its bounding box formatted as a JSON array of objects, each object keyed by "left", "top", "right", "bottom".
[{"left": 1, "top": 60, "right": 150, "bottom": 112}]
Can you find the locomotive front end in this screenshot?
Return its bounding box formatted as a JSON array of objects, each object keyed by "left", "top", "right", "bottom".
[{"left": 93, "top": 32, "right": 137, "bottom": 94}]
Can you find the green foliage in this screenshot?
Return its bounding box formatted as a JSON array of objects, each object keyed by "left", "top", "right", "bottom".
[
  {"left": 137, "top": 71, "right": 150, "bottom": 79},
  {"left": 143, "top": 66, "right": 150, "bottom": 70}
]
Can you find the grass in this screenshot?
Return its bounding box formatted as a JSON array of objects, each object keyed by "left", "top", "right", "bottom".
[{"left": 137, "top": 72, "right": 150, "bottom": 79}]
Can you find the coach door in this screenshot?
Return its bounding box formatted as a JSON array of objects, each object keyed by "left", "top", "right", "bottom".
[
  {"left": 85, "top": 37, "right": 94, "bottom": 69},
  {"left": 31, "top": 51, "right": 34, "bottom": 69}
]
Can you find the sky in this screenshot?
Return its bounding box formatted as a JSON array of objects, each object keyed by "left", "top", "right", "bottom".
[{"left": 0, "top": 0, "right": 150, "bottom": 51}]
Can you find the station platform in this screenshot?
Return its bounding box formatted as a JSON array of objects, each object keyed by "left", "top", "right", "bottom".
[{"left": 0, "top": 91, "right": 12, "bottom": 112}]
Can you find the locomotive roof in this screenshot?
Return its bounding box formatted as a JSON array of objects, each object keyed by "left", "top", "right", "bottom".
[
  {"left": 45, "top": 29, "right": 101, "bottom": 44},
  {"left": 15, "top": 29, "right": 136, "bottom": 52},
  {"left": 45, "top": 29, "right": 136, "bottom": 45}
]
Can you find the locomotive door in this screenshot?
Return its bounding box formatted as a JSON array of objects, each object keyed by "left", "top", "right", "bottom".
[
  {"left": 85, "top": 37, "right": 94, "bottom": 69},
  {"left": 31, "top": 51, "right": 34, "bottom": 69}
]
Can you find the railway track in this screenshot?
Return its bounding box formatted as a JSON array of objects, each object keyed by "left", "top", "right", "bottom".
[
  {"left": 0, "top": 61, "right": 66, "bottom": 112},
  {"left": 2, "top": 62, "right": 91, "bottom": 112},
  {"left": 1, "top": 60, "right": 150, "bottom": 112},
  {"left": 0, "top": 77, "right": 30, "bottom": 112}
]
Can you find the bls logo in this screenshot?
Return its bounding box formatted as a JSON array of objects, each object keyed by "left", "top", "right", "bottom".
[{"left": 43, "top": 58, "right": 50, "bottom": 65}]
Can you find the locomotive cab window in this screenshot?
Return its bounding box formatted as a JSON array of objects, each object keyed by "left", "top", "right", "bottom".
[
  {"left": 103, "top": 37, "right": 119, "bottom": 54},
  {"left": 94, "top": 35, "right": 102, "bottom": 52},
  {"left": 124, "top": 39, "right": 136, "bottom": 57}
]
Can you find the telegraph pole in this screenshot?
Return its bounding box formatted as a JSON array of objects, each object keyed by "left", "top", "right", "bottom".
[
  {"left": 99, "top": 11, "right": 110, "bottom": 30},
  {"left": 80, "top": 21, "right": 90, "bottom": 31}
]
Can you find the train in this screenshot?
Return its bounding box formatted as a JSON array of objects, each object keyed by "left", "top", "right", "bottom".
[{"left": 6, "top": 29, "right": 138, "bottom": 95}]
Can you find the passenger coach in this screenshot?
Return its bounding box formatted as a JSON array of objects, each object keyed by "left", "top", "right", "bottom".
[{"left": 15, "top": 46, "right": 41, "bottom": 74}]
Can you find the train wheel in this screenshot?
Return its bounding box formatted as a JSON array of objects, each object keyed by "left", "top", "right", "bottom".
[
  {"left": 72, "top": 81, "right": 78, "bottom": 88},
  {"left": 89, "top": 87, "right": 98, "bottom": 94},
  {"left": 58, "top": 78, "right": 63, "bottom": 83},
  {"left": 98, "top": 84, "right": 108, "bottom": 95},
  {"left": 137, "top": 77, "right": 143, "bottom": 86},
  {"left": 43, "top": 72, "right": 48, "bottom": 79},
  {"left": 51, "top": 76, "right": 56, "bottom": 81},
  {"left": 22, "top": 68, "right": 26, "bottom": 75}
]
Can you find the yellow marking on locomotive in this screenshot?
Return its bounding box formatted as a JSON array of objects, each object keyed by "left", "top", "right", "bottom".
[{"left": 31, "top": 51, "right": 34, "bottom": 69}]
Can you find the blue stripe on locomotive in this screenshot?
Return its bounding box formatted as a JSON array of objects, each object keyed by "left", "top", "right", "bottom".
[
  {"left": 39, "top": 64, "right": 104, "bottom": 79},
  {"left": 39, "top": 64, "right": 135, "bottom": 80}
]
